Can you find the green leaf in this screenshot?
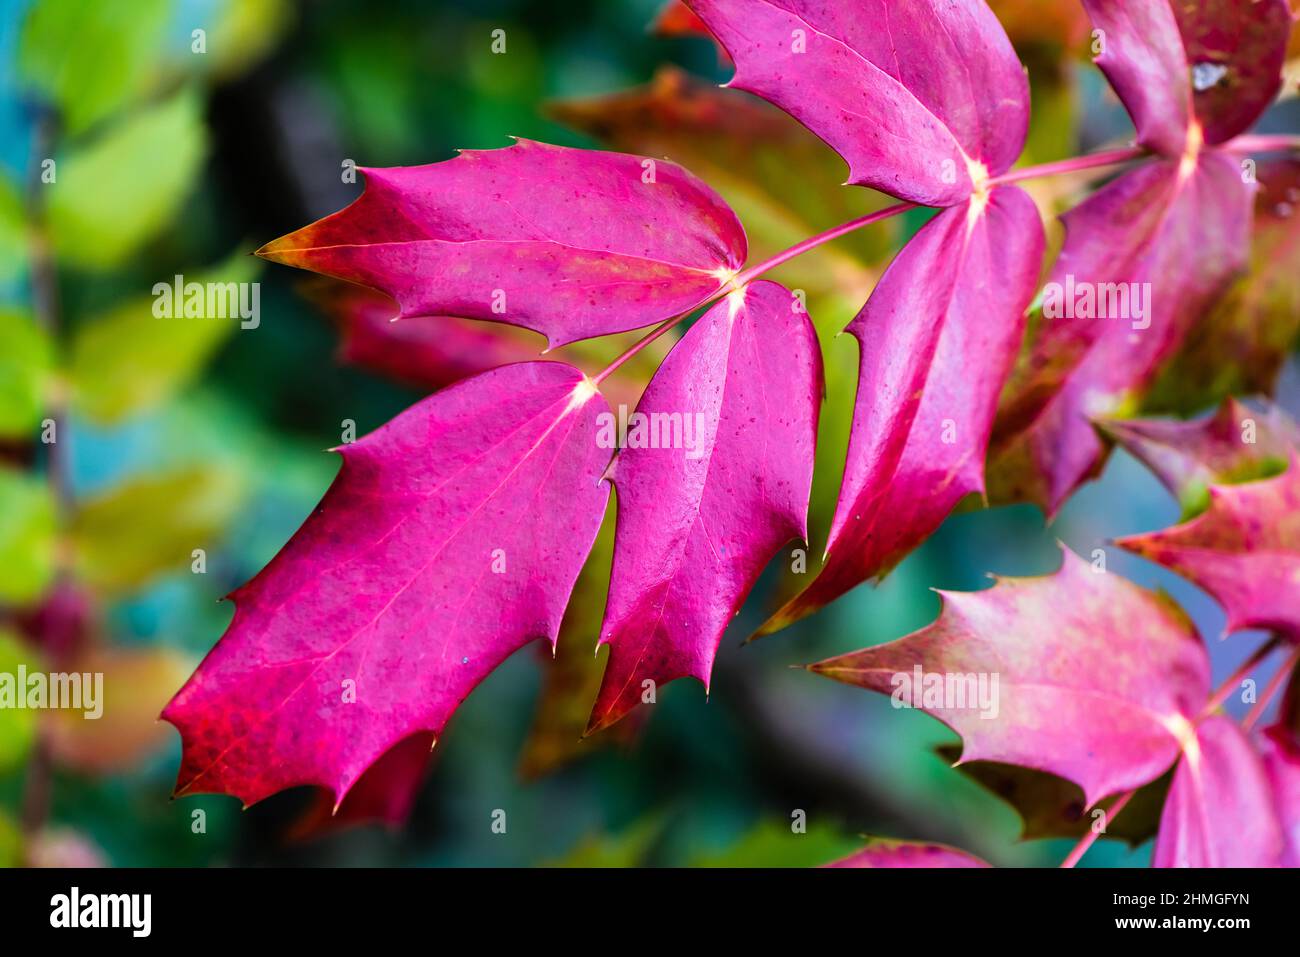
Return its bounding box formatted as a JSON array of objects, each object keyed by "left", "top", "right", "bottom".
[
  {"left": 0, "top": 174, "right": 27, "bottom": 283},
  {"left": 0, "top": 311, "right": 53, "bottom": 439},
  {"left": 690, "top": 819, "right": 862, "bottom": 868},
  {"left": 71, "top": 465, "right": 244, "bottom": 596},
  {"left": 935, "top": 744, "right": 1171, "bottom": 845},
  {"left": 47, "top": 87, "right": 208, "bottom": 271},
  {"left": 0, "top": 468, "right": 57, "bottom": 605},
  {"left": 544, "top": 817, "right": 664, "bottom": 868},
  {"left": 0, "top": 628, "right": 40, "bottom": 774},
  {"left": 0, "top": 811, "right": 22, "bottom": 867},
  {"left": 18, "top": 0, "right": 173, "bottom": 136},
  {"left": 189, "top": 0, "right": 294, "bottom": 80},
  {"left": 70, "top": 250, "right": 260, "bottom": 424}
]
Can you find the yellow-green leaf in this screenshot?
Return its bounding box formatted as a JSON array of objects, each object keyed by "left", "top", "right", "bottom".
[
  {"left": 71, "top": 250, "right": 260, "bottom": 424},
  {"left": 0, "top": 812, "right": 21, "bottom": 867},
  {"left": 0, "top": 174, "right": 27, "bottom": 283},
  {"left": 47, "top": 87, "right": 208, "bottom": 271},
  {"left": 691, "top": 819, "right": 862, "bottom": 868},
  {"left": 0, "top": 468, "right": 57, "bottom": 605},
  {"left": 187, "top": 0, "right": 294, "bottom": 80},
  {"left": 0, "top": 628, "right": 40, "bottom": 773},
  {"left": 72, "top": 465, "right": 244, "bottom": 596},
  {"left": 0, "top": 311, "right": 53, "bottom": 439},
  {"left": 18, "top": 0, "right": 173, "bottom": 136}
]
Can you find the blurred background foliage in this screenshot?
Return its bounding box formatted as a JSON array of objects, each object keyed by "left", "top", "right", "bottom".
[{"left": 0, "top": 0, "right": 1296, "bottom": 867}]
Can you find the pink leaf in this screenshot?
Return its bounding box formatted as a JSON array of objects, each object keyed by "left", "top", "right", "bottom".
[
  {"left": 1152, "top": 715, "right": 1285, "bottom": 867},
  {"left": 825, "top": 839, "right": 991, "bottom": 868},
  {"left": 1082, "top": 0, "right": 1293, "bottom": 153},
  {"left": 1098, "top": 397, "right": 1299, "bottom": 517},
  {"left": 1259, "top": 725, "right": 1300, "bottom": 867},
  {"left": 1081, "top": 0, "right": 1193, "bottom": 156},
  {"left": 588, "top": 281, "right": 820, "bottom": 732},
  {"left": 257, "top": 139, "right": 747, "bottom": 348},
  {"left": 759, "top": 187, "right": 1043, "bottom": 634},
  {"left": 1172, "top": 0, "right": 1295, "bottom": 146},
  {"left": 808, "top": 546, "right": 1211, "bottom": 806},
  {"left": 163, "top": 362, "right": 611, "bottom": 806},
  {"left": 989, "top": 154, "right": 1253, "bottom": 514},
  {"left": 686, "top": 0, "right": 1029, "bottom": 206},
  {"left": 1117, "top": 456, "right": 1300, "bottom": 639}
]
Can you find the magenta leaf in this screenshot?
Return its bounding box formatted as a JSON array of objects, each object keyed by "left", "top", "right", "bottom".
[
  {"left": 808, "top": 547, "right": 1211, "bottom": 806},
  {"left": 990, "top": 153, "right": 1253, "bottom": 514},
  {"left": 825, "top": 840, "right": 991, "bottom": 868},
  {"left": 588, "top": 281, "right": 820, "bottom": 732},
  {"left": 1260, "top": 725, "right": 1300, "bottom": 866},
  {"left": 1081, "top": 0, "right": 1193, "bottom": 156},
  {"left": 292, "top": 731, "right": 436, "bottom": 837},
  {"left": 163, "top": 362, "right": 611, "bottom": 806},
  {"left": 302, "top": 279, "right": 547, "bottom": 392},
  {"left": 1152, "top": 716, "right": 1285, "bottom": 867},
  {"left": 759, "top": 187, "right": 1043, "bottom": 634},
  {"left": 1172, "top": 0, "right": 1295, "bottom": 146},
  {"left": 686, "top": 0, "right": 1029, "bottom": 206},
  {"left": 1098, "top": 398, "right": 1299, "bottom": 517},
  {"left": 1082, "top": 0, "right": 1292, "bottom": 153},
  {"left": 257, "top": 139, "right": 747, "bottom": 348},
  {"left": 1117, "top": 456, "right": 1300, "bottom": 639}
]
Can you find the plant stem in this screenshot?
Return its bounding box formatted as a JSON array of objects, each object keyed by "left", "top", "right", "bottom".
[
  {"left": 594, "top": 145, "right": 1172, "bottom": 386},
  {"left": 1201, "top": 635, "right": 1282, "bottom": 715},
  {"left": 1220, "top": 133, "right": 1300, "bottom": 154},
  {"left": 597, "top": 142, "right": 1166, "bottom": 387},
  {"left": 731, "top": 201, "right": 917, "bottom": 287},
  {"left": 1058, "top": 790, "right": 1136, "bottom": 869},
  {"left": 1242, "top": 641, "right": 1300, "bottom": 732},
  {"left": 988, "top": 146, "right": 1147, "bottom": 188},
  {"left": 594, "top": 201, "right": 914, "bottom": 385},
  {"left": 1059, "top": 633, "right": 1287, "bottom": 868}
]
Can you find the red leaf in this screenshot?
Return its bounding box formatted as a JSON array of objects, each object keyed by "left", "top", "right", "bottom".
[
  {"left": 1146, "top": 159, "right": 1300, "bottom": 412},
  {"left": 808, "top": 547, "right": 1211, "bottom": 806},
  {"left": 1098, "top": 397, "right": 1299, "bottom": 517},
  {"left": 163, "top": 362, "right": 611, "bottom": 806},
  {"left": 1117, "top": 456, "right": 1300, "bottom": 639},
  {"left": 825, "top": 839, "right": 991, "bottom": 868},
  {"left": 1152, "top": 716, "right": 1285, "bottom": 867},
  {"left": 290, "top": 732, "right": 435, "bottom": 838},
  {"left": 759, "top": 187, "right": 1043, "bottom": 634},
  {"left": 257, "top": 140, "right": 746, "bottom": 348},
  {"left": 990, "top": 154, "right": 1253, "bottom": 514},
  {"left": 1172, "top": 0, "right": 1295, "bottom": 145},
  {"left": 686, "top": 0, "right": 1029, "bottom": 206},
  {"left": 588, "top": 281, "right": 820, "bottom": 731},
  {"left": 303, "top": 279, "right": 545, "bottom": 392}
]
